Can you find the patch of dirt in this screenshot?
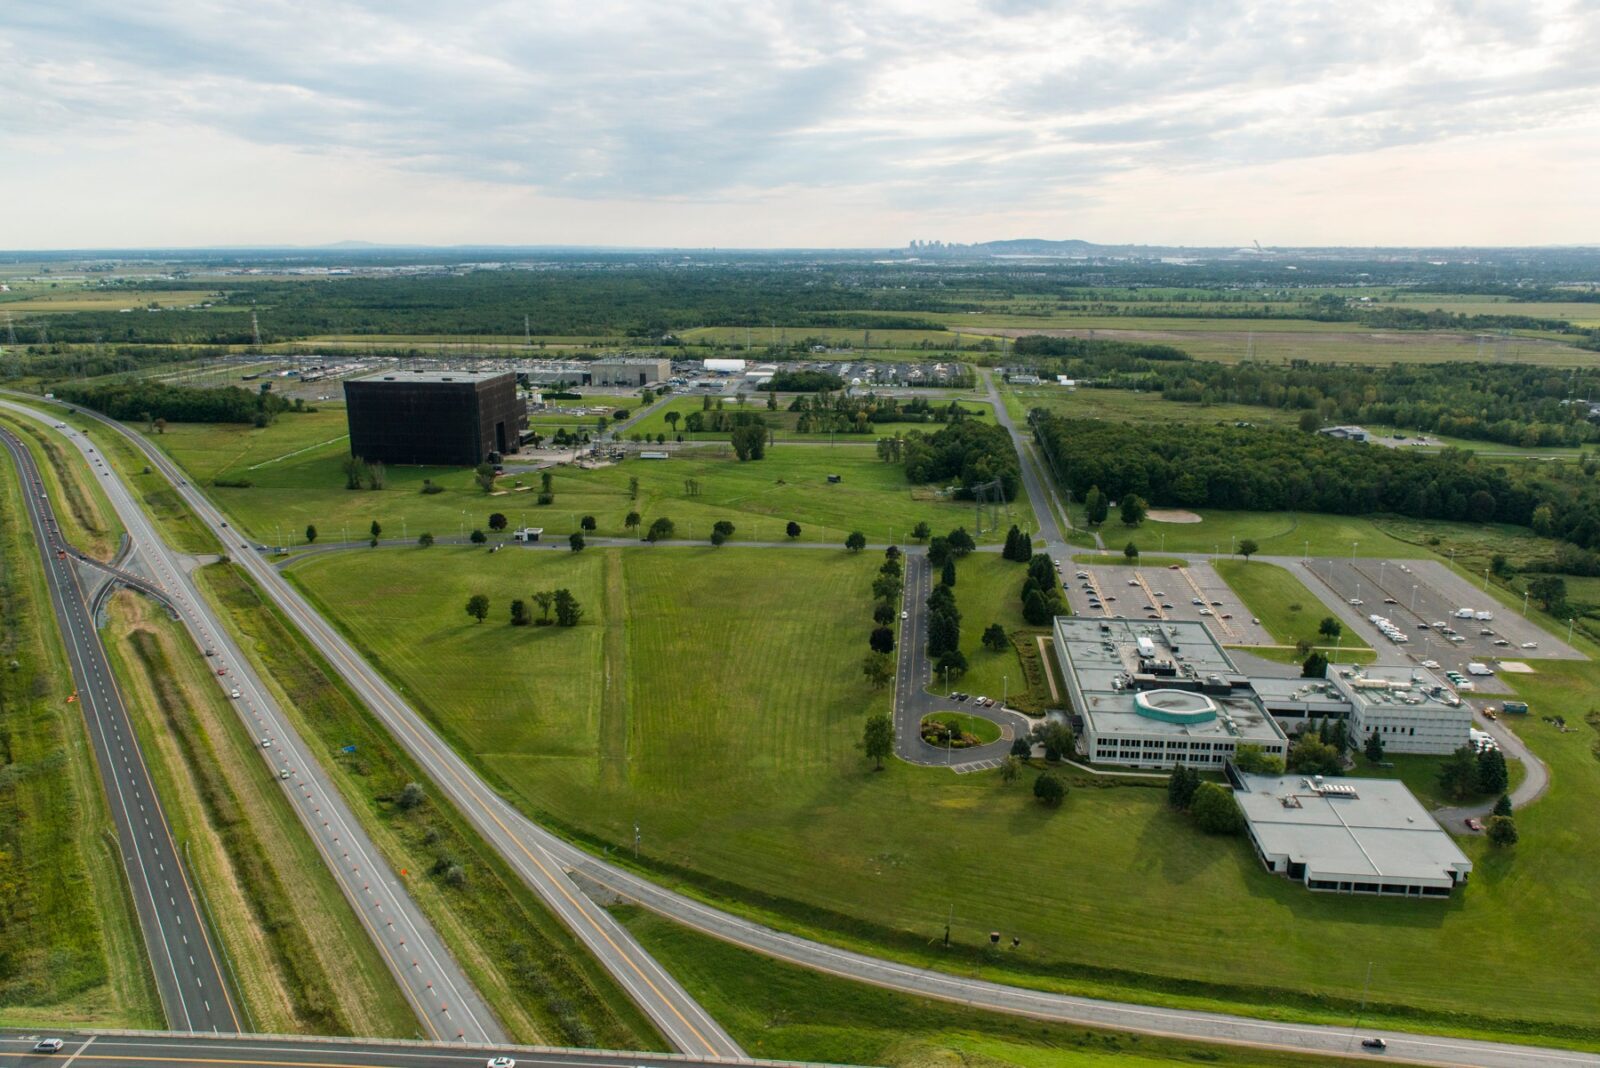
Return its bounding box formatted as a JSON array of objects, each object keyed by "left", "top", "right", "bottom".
[{"left": 1146, "top": 508, "right": 1202, "bottom": 523}]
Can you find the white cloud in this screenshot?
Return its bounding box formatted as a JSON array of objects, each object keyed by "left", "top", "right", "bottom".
[{"left": 0, "top": 0, "right": 1596, "bottom": 246}]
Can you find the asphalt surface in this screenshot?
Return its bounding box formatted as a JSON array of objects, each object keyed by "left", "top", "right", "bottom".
[
  {"left": 0, "top": 428, "right": 240, "bottom": 1034},
  {"left": 0, "top": 1031, "right": 775, "bottom": 1068},
  {"left": 5, "top": 399, "right": 740, "bottom": 1062},
  {"left": 15, "top": 396, "right": 1600, "bottom": 1068},
  {"left": 983, "top": 370, "right": 1070, "bottom": 549},
  {"left": 0, "top": 403, "right": 502, "bottom": 1046}
]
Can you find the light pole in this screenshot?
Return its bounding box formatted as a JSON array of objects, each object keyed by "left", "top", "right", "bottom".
[
  {"left": 1567, "top": 618, "right": 1575, "bottom": 645},
  {"left": 1303, "top": 539, "right": 1309, "bottom": 563},
  {"left": 1002, "top": 674, "right": 1008, "bottom": 708},
  {"left": 1483, "top": 568, "right": 1490, "bottom": 591},
  {"left": 1522, "top": 590, "right": 1530, "bottom": 616},
  {"left": 1410, "top": 584, "right": 1418, "bottom": 612},
  {"left": 1350, "top": 540, "right": 1358, "bottom": 560}
]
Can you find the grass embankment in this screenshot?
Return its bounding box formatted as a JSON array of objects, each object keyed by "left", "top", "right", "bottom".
[
  {"left": 0, "top": 413, "right": 122, "bottom": 559},
  {"left": 0, "top": 458, "right": 158, "bottom": 1028},
  {"left": 146, "top": 410, "right": 1037, "bottom": 546},
  {"left": 291, "top": 542, "right": 1600, "bottom": 1047},
  {"left": 196, "top": 562, "right": 663, "bottom": 1050},
  {"left": 619, "top": 906, "right": 1389, "bottom": 1068},
  {"left": 101, "top": 592, "right": 418, "bottom": 1037},
  {"left": 1071, "top": 553, "right": 1191, "bottom": 568},
  {"left": 1213, "top": 559, "right": 1374, "bottom": 656}
]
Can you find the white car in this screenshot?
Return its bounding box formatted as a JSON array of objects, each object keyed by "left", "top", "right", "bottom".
[
  {"left": 901, "top": 610, "right": 909, "bottom": 620},
  {"left": 229, "top": 688, "right": 241, "bottom": 699},
  {"left": 1421, "top": 659, "right": 1441, "bottom": 669},
  {"left": 261, "top": 738, "right": 273, "bottom": 749},
  {"left": 1349, "top": 598, "right": 1363, "bottom": 606},
  {"left": 33, "top": 1039, "right": 65, "bottom": 1053},
  {"left": 487, "top": 1058, "right": 517, "bottom": 1068},
  {"left": 1521, "top": 641, "right": 1539, "bottom": 649}
]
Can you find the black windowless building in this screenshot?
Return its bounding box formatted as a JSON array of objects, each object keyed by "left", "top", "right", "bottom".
[{"left": 344, "top": 370, "right": 524, "bottom": 466}]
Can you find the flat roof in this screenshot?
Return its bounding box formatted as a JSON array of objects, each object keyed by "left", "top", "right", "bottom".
[
  {"left": 1235, "top": 772, "right": 1471, "bottom": 885},
  {"left": 349, "top": 369, "right": 511, "bottom": 385},
  {"left": 1053, "top": 617, "right": 1287, "bottom": 745},
  {"left": 1326, "top": 663, "right": 1468, "bottom": 717}
]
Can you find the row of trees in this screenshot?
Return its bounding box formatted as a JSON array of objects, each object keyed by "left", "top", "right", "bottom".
[
  {"left": 1000, "top": 524, "right": 1033, "bottom": 561},
  {"left": 1020, "top": 553, "right": 1067, "bottom": 626},
  {"left": 464, "top": 589, "right": 583, "bottom": 627},
  {"left": 54, "top": 380, "right": 301, "bottom": 426},
  {"left": 862, "top": 545, "right": 905, "bottom": 691},
  {"left": 1167, "top": 767, "right": 1244, "bottom": 834}
]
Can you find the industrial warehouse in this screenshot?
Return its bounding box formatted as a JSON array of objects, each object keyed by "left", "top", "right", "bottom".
[
  {"left": 343, "top": 369, "right": 527, "bottom": 466},
  {"left": 1229, "top": 771, "right": 1473, "bottom": 897}
]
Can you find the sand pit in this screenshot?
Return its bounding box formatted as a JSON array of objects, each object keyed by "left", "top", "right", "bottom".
[
  {"left": 1146, "top": 509, "right": 1202, "bottom": 524},
  {"left": 1496, "top": 661, "right": 1535, "bottom": 674}
]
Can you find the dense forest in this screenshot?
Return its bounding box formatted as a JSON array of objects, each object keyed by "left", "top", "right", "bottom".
[
  {"left": 1014, "top": 336, "right": 1600, "bottom": 447},
  {"left": 53, "top": 381, "right": 300, "bottom": 425},
  {"left": 901, "top": 420, "right": 1021, "bottom": 500}
]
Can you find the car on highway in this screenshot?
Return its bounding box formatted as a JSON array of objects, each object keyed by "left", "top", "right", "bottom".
[
  {"left": 33, "top": 1039, "right": 65, "bottom": 1053},
  {"left": 1360, "top": 1037, "right": 1387, "bottom": 1050},
  {"left": 1493, "top": 638, "right": 1510, "bottom": 646},
  {"left": 1383, "top": 597, "right": 1397, "bottom": 604},
  {"left": 260, "top": 738, "right": 273, "bottom": 748},
  {"left": 901, "top": 610, "right": 909, "bottom": 619},
  {"left": 229, "top": 688, "right": 241, "bottom": 699},
  {"left": 488, "top": 1058, "right": 517, "bottom": 1068},
  {"left": 217, "top": 667, "right": 227, "bottom": 675}
]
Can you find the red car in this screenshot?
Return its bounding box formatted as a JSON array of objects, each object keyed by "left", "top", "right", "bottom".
[
  {"left": 217, "top": 667, "right": 227, "bottom": 676},
  {"left": 1465, "top": 817, "right": 1483, "bottom": 832}
]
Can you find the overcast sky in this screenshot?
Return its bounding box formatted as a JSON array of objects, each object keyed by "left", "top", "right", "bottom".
[{"left": 3, "top": 0, "right": 1597, "bottom": 249}]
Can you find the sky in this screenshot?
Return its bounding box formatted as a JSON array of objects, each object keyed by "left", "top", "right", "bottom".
[{"left": 2, "top": 0, "right": 1598, "bottom": 249}]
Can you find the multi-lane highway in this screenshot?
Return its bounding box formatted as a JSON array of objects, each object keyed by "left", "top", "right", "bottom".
[
  {"left": 13, "top": 396, "right": 1600, "bottom": 1068},
  {"left": 0, "top": 427, "right": 239, "bottom": 1034},
  {"left": 0, "top": 1031, "right": 751, "bottom": 1068},
  {"left": 0, "top": 403, "right": 502, "bottom": 1047}
]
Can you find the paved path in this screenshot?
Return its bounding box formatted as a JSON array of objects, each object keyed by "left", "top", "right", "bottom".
[
  {"left": 17, "top": 396, "right": 1600, "bottom": 1067},
  {"left": 2, "top": 403, "right": 503, "bottom": 1046},
  {"left": 982, "top": 370, "right": 1076, "bottom": 549},
  {"left": 0, "top": 428, "right": 241, "bottom": 1034}
]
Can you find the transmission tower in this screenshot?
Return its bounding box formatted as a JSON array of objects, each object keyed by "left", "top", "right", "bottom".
[{"left": 972, "top": 479, "right": 1004, "bottom": 536}]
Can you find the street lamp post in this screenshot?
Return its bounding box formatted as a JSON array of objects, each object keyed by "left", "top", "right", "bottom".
[
  {"left": 1351, "top": 541, "right": 1358, "bottom": 560},
  {"left": 1522, "top": 591, "right": 1530, "bottom": 617},
  {"left": 1303, "top": 540, "right": 1309, "bottom": 563},
  {"left": 1411, "top": 584, "right": 1418, "bottom": 612},
  {"left": 1483, "top": 568, "right": 1490, "bottom": 591},
  {"left": 1568, "top": 618, "right": 1576, "bottom": 644},
  {"left": 1002, "top": 674, "right": 1008, "bottom": 708}
]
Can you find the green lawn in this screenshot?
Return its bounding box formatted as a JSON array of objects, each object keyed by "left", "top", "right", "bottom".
[
  {"left": 1213, "top": 559, "right": 1371, "bottom": 654},
  {"left": 146, "top": 412, "right": 1036, "bottom": 547},
  {"left": 1096, "top": 510, "right": 1430, "bottom": 560},
  {"left": 921, "top": 712, "right": 1002, "bottom": 746},
  {"left": 943, "top": 553, "right": 1049, "bottom": 710},
  {"left": 290, "top": 542, "right": 1600, "bottom": 1043},
  {"left": 622, "top": 393, "right": 995, "bottom": 442}
]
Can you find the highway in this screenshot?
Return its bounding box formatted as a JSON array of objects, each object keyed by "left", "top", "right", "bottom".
[
  {"left": 0, "top": 1031, "right": 767, "bottom": 1068},
  {"left": 0, "top": 402, "right": 502, "bottom": 1047},
  {"left": 0, "top": 428, "right": 240, "bottom": 1034},
  {"left": 14, "top": 397, "right": 1599, "bottom": 1068}
]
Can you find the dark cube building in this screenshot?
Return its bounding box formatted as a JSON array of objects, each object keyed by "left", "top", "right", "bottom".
[{"left": 344, "top": 370, "right": 525, "bottom": 466}]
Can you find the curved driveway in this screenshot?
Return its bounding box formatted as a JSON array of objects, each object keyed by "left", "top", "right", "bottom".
[{"left": 15, "top": 395, "right": 1597, "bottom": 1068}]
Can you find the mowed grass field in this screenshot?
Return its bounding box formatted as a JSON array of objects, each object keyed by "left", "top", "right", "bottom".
[
  {"left": 1213, "top": 560, "right": 1372, "bottom": 653},
  {"left": 621, "top": 394, "right": 992, "bottom": 443},
  {"left": 147, "top": 411, "right": 1036, "bottom": 546},
  {"left": 291, "top": 542, "right": 1600, "bottom": 1040}
]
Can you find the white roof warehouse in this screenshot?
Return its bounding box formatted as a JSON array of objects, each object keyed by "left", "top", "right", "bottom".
[{"left": 1231, "top": 771, "right": 1472, "bottom": 898}]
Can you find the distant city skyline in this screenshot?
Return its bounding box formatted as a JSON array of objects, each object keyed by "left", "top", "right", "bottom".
[{"left": 2, "top": 1, "right": 1597, "bottom": 249}]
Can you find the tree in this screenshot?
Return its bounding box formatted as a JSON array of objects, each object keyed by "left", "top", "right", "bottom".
[
  {"left": 1238, "top": 538, "right": 1259, "bottom": 561},
  {"left": 396, "top": 782, "right": 426, "bottom": 810},
  {"left": 1476, "top": 747, "right": 1509, "bottom": 795},
  {"left": 1486, "top": 815, "right": 1519, "bottom": 847},
  {"left": 1039, "top": 721, "right": 1074, "bottom": 761},
  {"left": 1287, "top": 733, "right": 1342, "bottom": 775},
  {"left": 554, "top": 588, "right": 583, "bottom": 627},
  {"left": 927, "top": 536, "right": 952, "bottom": 567},
  {"left": 1493, "top": 793, "right": 1513, "bottom": 818},
  {"left": 1022, "top": 588, "right": 1053, "bottom": 626},
  {"left": 370, "top": 520, "right": 382, "bottom": 540},
  {"left": 1000, "top": 754, "right": 1020, "bottom": 784},
  {"left": 1124, "top": 541, "right": 1139, "bottom": 561},
  {"left": 569, "top": 531, "right": 585, "bottom": 552},
  {"left": 934, "top": 648, "right": 968, "bottom": 679},
  {"left": 1437, "top": 745, "right": 1479, "bottom": 802},
  {"left": 1010, "top": 736, "right": 1033, "bottom": 759},
  {"left": 1298, "top": 410, "right": 1321, "bottom": 433},
  {"left": 712, "top": 520, "right": 736, "bottom": 540},
  {"left": 981, "top": 623, "right": 1008, "bottom": 653},
  {"left": 947, "top": 527, "right": 976, "bottom": 557},
  {"left": 873, "top": 603, "right": 895, "bottom": 626},
  {"left": 541, "top": 470, "right": 554, "bottom": 494},
  {"left": 629, "top": 476, "right": 640, "bottom": 499},
  {"left": 845, "top": 531, "right": 867, "bottom": 552},
  {"left": 474, "top": 463, "right": 497, "bottom": 493},
  {"left": 940, "top": 559, "right": 957, "bottom": 587},
  {"left": 862, "top": 714, "right": 894, "bottom": 770},
  {"left": 872, "top": 573, "right": 903, "bottom": 604},
  {"left": 1190, "top": 782, "right": 1243, "bottom": 834},
  {"left": 911, "top": 521, "right": 931, "bottom": 540},
  {"left": 532, "top": 590, "right": 556, "bottom": 624},
  {"left": 664, "top": 411, "right": 680, "bottom": 435},
  {"left": 862, "top": 652, "right": 894, "bottom": 689},
  {"left": 1318, "top": 616, "right": 1342, "bottom": 640},
  {"left": 1084, "top": 485, "right": 1109, "bottom": 525},
  {"left": 1167, "top": 764, "right": 1201, "bottom": 809},
  {"left": 1033, "top": 772, "right": 1066, "bottom": 807},
  {"left": 488, "top": 512, "right": 508, "bottom": 532},
  {"left": 869, "top": 626, "right": 896, "bottom": 655},
  {"left": 1528, "top": 574, "right": 1568, "bottom": 615},
  {"left": 580, "top": 515, "right": 597, "bottom": 532},
  {"left": 785, "top": 520, "right": 802, "bottom": 539},
  {"left": 1120, "top": 494, "right": 1148, "bottom": 527},
  {"left": 418, "top": 532, "right": 434, "bottom": 547},
  {"left": 305, "top": 524, "right": 317, "bottom": 544},
  {"left": 509, "top": 599, "right": 530, "bottom": 626},
  {"left": 1301, "top": 651, "right": 1328, "bottom": 678},
  {"left": 470, "top": 529, "right": 487, "bottom": 544},
  {"left": 465, "top": 594, "right": 490, "bottom": 624},
  {"left": 1003, "top": 525, "right": 1027, "bottom": 561},
  {"left": 646, "top": 517, "right": 675, "bottom": 542},
  {"left": 1233, "top": 744, "right": 1283, "bottom": 774},
  {"left": 625, "top": 511, "right": 641, "bottom": 532},
  {"left": 731, "top": 423, "right": 767, "bottom": 461},
  {"left": 1364, "top": 730, "right": 1385, "bottom": 764}
]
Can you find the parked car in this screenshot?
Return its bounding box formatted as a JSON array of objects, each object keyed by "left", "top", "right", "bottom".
[
  {"left": 1521, "top": 641, "right": 1539, "bottom": 649},
  {"left": 1464, "top": 818, "right": 1483, "bottom": 832},
  {"left": 1349, "top": 598, "right": 1363, "bottom": 606}
]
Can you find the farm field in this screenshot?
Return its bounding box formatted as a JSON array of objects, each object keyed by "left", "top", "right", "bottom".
[
  {"left": 1213, "top": 559, "right": 1373, "bottom": 654},
  {"left": 1008, "top": 385, "right": 1300, "bottom": 429},
  {"left": 0, "top": 458, "right": 159, "bottom": 1029},
  {"left": 146, "top": 411, "right": 1037, "bottom": 546},
  {"left": 291, "top": 542, "right": 1600, "bottom": 1042},
  {"left": 0, "top": 287, "right": 218, "bottom": 313}
]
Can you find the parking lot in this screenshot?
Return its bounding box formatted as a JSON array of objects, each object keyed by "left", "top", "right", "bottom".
[
  {"left": 1061, "top": 561, "right": 1276, "bottom": 646},
  {"left": 1302, "top": 557, "right": 1583, "bottom": 689}
]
